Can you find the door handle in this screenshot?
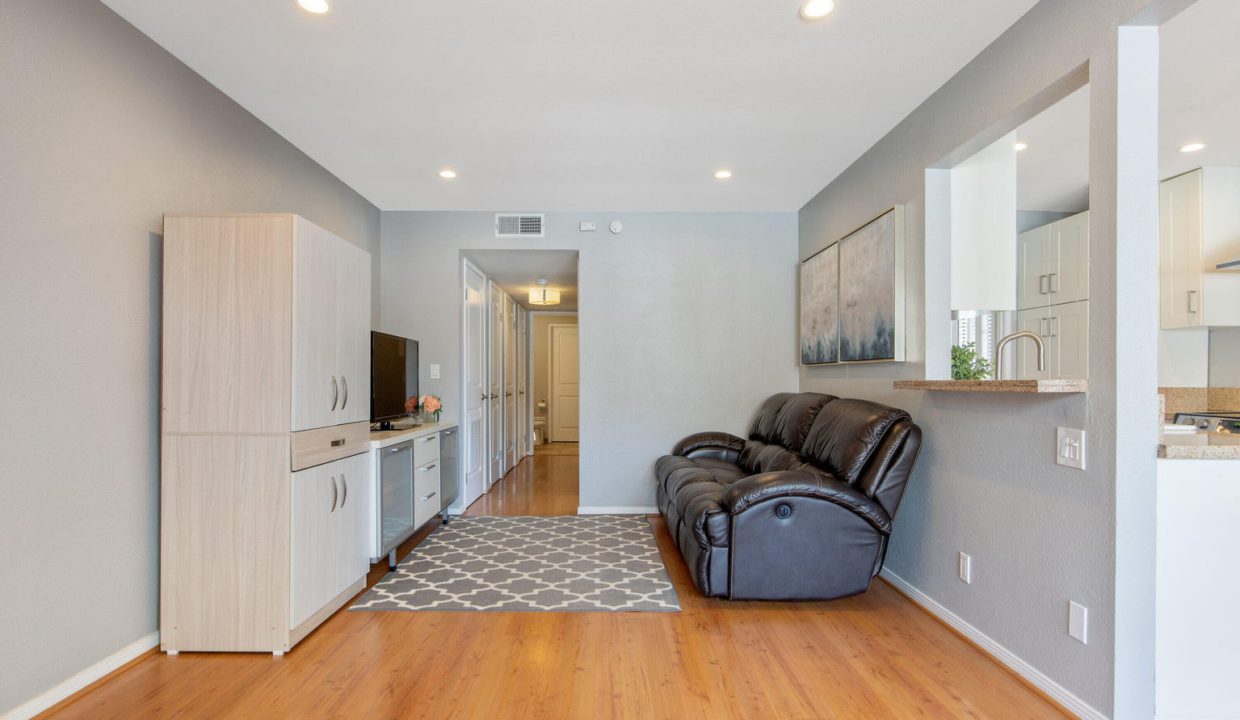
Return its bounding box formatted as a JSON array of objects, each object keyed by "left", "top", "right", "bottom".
[
  {"left": 420, "top": 491, "right": 437, "bottom": 502},
  {"left": 341, "top": 375, "right": 348, "bottom": 410},
  {"left": 1039, "top": 317, "right": 1048, "bottom": 337},
  {"left": 340, "top": 474, "right": 347, "bottom": 508},
  {"left": 421, "top": 436, "right": 435, "bottom": 443},
  {"left": 1188, "top": 290, "right": 1199, "bottom": 314},
  {"left": 330, "top": 376, "right": 339, "bottom": 411},
  {"left": 420, "top": 463, "right": 438, "bottom": 472},
  {"left": 1039, "top": 274, "right": 1049, "bottom": 294},
  {"left": 330, "top": 438, "right": 346, "bottom": 447},
  {"left": 1048, "top": 273, "right": 1059, "bottom": 293},
  {"left": 506, "top": 392, "right": 513, "bottom": 398},
  {"left": 329, "top": 476, "right": 338, "bottom": 513},
  {"left": 387, "top": 446, "right": 403, "bottom": 454}
]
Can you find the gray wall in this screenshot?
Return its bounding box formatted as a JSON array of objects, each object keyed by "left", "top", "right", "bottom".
[
  {"left": 1209, "top": 328, "right": 1240, "bottom": 386},
  {"left": 0, "top": 0, "right": 380, "bottom": 713},
  {"left": 381, "top": 212, "right": 798, "bottom": 510},
  {"left": 797, "top": 0, "right": 1173, "bottom": 715}
]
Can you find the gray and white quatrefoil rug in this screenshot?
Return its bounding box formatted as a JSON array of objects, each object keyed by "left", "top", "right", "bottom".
[{"left": 351, "top": 515, "right": 680, "bottom": 612}]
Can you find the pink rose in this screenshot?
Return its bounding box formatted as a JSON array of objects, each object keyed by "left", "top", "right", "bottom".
[{"left": 404, "top": 396, "right": 419, "bottom": 414}]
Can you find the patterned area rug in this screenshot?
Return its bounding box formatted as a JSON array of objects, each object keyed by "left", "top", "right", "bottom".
[{"left": 351, "top": 515, "right": 680, "bottom": 612}]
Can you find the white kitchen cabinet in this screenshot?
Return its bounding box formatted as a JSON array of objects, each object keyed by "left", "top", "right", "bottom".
[
  {"left": 1017, "top": 210, "right": 1089, "bottom": 311},
  {"left": 1015, "top": 301, "right": 1088, "bottom": 380},
  {"left": 335, "top": 242, "right": 372, "bottom": 425},
  {"left": 291, "top": 453, "right": 370, "bottom": 630},
  {"left": 1159, "top": 168, "right": 1240, "bottom": 329}
]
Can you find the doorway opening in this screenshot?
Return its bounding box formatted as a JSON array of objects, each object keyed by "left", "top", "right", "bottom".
[{"left": 459, "top": 249, "right": 579, "bottom": 516}]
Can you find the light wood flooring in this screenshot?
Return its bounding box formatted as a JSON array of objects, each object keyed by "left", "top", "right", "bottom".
[{"left": 42, "top": 447, "right": 1068, "bottom": 719}]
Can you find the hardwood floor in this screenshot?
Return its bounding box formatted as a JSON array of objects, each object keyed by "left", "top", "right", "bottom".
[{"left": 42, "top": 449, "right": 1068, "bottom": 719}]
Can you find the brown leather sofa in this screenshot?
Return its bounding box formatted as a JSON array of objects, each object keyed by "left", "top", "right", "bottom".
[{"left": 655, "top": 392, "right": 922, "bottom": 600}]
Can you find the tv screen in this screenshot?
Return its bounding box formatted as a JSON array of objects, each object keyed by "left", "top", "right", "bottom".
[{"left": 371, "top": 331, "right": 419, "bottom": 424}]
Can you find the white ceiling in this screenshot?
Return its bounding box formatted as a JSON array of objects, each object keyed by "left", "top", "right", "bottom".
[
  {"left": 1160, "top": 0, "right": 1240, "bottom": 180},
  {"left": 465, "top": 250, "right": 579, "bottom": 312},
  {"left": 100, "top": 0, "right": 1040, "bottom": 212},
  {"left": 1015, "top": 85, "right": 1090, "bottom": 213}
]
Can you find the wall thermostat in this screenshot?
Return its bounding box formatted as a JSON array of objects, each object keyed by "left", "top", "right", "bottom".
[{"left": 609, "top": 220, "right": 624, "bottom": 234}]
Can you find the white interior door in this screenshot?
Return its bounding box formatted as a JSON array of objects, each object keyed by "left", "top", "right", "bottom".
[
  {"left": 516, "top": 308, "right": 527, "bottom": 458},
  {"left": 462, "top": 263, "right": 486, "bottom": 506},
  {"left": 549, "top": 324, "right": 580, "bottom": 442},
  {"left": 504, "top": 296, "right": 517, "bottom": 468},
  {"left": 488, "top": 283, "right": 505, "bottom": 484}
]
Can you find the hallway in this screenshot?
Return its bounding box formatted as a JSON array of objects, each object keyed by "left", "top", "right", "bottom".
[{"left": 466, "top": 443, "right": 579, "bottom": 517}]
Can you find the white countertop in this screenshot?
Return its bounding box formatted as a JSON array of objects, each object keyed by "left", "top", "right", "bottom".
[
  {"left": 367, "top": 421, "right": 457, "bottom": 450},
  {"left": 1158, "top": 430, "right": 1240, "bottom": 459}
]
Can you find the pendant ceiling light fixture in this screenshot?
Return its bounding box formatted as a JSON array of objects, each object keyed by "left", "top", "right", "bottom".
[{"left": 529, "top": 279, "right": 561, "bottom": 306}]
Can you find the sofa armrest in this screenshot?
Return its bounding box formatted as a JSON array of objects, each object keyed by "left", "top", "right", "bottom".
[
  {"left": 721, "top": 471, "right": 892, "bottom": 534},
  {"left": 671, "top": 431, "right": 746, "bottom": 463}
]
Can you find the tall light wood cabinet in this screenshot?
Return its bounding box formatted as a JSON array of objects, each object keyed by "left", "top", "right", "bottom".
[
  {"left": 161, "top": 214, "right": 372, "bottom": 655},
  {"left": 1159, "top": 168, "right": 1240, "bottom": 329}
]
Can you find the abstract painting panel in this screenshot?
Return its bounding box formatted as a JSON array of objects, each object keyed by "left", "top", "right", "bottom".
[
  {"left": 799, "top": 243, "right": 839, "bottom": 365},
  {"left": 839, "top": 208, "right": 905, "bottom": 362}
]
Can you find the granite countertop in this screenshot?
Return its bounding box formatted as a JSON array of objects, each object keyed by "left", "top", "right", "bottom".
[
  {"left": 892, "top": 379, "right": 1087, "bottom": 394},
  {"left": 1158, "top": 431, "right": 1240, "bottom": 459}
]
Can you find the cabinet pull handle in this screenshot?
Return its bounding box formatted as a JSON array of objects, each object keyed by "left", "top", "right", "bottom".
[
  {"left": 341, "top": 376, "right": 349, "bottom": 410},
  {"left": 329, "top": 476, "right": 338, "bottom": 513},
  {"left": 420, "top": 463, "right": 438, "bottom": 472},
  {"left": 387, "top": 446, "right": 403, "bottom": 454},
  {"left": 1039, "top": 317, "right": 1048, "bottom": 337},
  {"left": 421, "top": 436, "right": 435, "bottom": 443},
  {"left": 1188, "top": 290, "right": 1199, "bottom": 314},
  {"left": 1048, "top": 273, "right": 1059, "bottom": 293},
  {"left": 330, "top": 438, "right": 346, "bottom": 447},
  {"left": 330, "top": 377, "right": 339, "bottom": 411},
  {"left": 1039, "top": 274, "right": 1049, "bottom": 294},
  {"left": 340, "top": 474, "right": 348, "bottom": 508},
  {"left": 421, "top": 491, "right": 437, "bottom": 502}
]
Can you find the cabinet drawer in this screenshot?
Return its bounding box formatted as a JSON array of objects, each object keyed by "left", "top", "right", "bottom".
[
  {"left": 413, "top": 433, "right": 440, "bottom": 467},
  {"left": 414, "top": 461, "right": 441, "bottom": 528},
  {"left": 291, "top": 421, "right": 370, "bottom": 471}
]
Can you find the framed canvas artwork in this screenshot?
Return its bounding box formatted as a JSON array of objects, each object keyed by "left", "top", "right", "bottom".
[
  {"left": 838, "top": 207, "right": 905, "bottom": 362},
  {"left": 799, "top": 242, "right": 839, "bottom": 365}
]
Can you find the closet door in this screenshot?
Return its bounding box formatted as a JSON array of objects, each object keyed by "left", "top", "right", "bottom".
[
  {"left": 504, "top": 296, "right": 517, "bottom": 468},
  {"left": 335, "top": 242, "right": 372, "bottom": 425},
  {"left": 293, "top": 218, "right": 341, "bottom": 431},
  {"left": 516, "top": 309, "right": 527, "bottom": 458},
  {"left": 488, "top": 284, "right": 505, "bottom": 482},
  {"left": 1049, "top": 211, "right": 1089, "bottom": 305}
]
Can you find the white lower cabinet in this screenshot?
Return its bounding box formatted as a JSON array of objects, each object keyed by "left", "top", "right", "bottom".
[
  {"left": 291, "top": 453, "right": 370, "bottom": 630},
  {"left": 1015, "top": 300, "right": 1089, "bottom": 380}
]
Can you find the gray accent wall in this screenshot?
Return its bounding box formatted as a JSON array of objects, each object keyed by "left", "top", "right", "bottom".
[
  {"left": 380, "top": 212, "right": 799, "bottom": 510},
  {"left": 797, "top": 0, "right": 1177, "bottom": 716},
  {"left": 0, "top": 0, "right": 379, "bottom": 713}
]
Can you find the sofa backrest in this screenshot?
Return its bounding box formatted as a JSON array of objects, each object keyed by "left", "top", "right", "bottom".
[
  {"left": 800, "top": 398, "right": 911, "bottom": 485},
  {"left": 748, "top": 392, "right": 835, "bottom": 449}
]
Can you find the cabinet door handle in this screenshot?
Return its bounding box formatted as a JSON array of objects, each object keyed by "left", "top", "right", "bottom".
[
  {"left": 330, "top": 377, "right": 339, "bottom": 411},
  {"left": 420, "top": 463, "right": 438, "bottom": 472},
  {"left": 1048, "top": 273, "right": 1059, "bottom": 293},
  {"left": 340, "top": 474, "right": 348, "bottom": 508},
  {"left": 330, "top": 438, "right": 346, "bottom": 447},
  {"left": 1039, "top": 317, "right": 1048, "bottom": 338},
  {"left": 341, "top": 376, "right": 348, "bottom": 410},
  {"left": 421, "top": 491, "right": 437, "bottom": 502},
  {"left": 1039, "top": 274, "right": 1049, "bottom": 294},
  {"left": 329, "top": 476, "right": 338, "bottom": 513},
  {"left": 421, "top": 436, "right": 436, "bottom": 443},
  {"left": 1188, "top": 290, "right": 1199, "bottom": 314}
]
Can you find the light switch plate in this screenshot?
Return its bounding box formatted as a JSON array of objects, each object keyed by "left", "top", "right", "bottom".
[
  {"left": 1056, "top": 427, "right": 1086, "bottom": 470},
  {"left": 1069, "top": 601, "right": 1088, "bottom": 644},
  {"left": 430, "top": 363, "right": 441, "bottom": 379},
  {"left": 958, "top": 552, "right": 972, "bottom": 584}
]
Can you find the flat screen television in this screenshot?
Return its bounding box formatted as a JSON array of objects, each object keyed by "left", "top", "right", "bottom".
[{"left": 370, "top": 331, "right": 419, "bottom": 428}]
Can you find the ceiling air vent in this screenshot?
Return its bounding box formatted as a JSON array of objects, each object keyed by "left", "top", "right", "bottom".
[{"left": 495, "top": 214, "right": 545, "bottom": 238}]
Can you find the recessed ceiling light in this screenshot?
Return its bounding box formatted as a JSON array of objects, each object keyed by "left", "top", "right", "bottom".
[
  {"left": 1014, "top": 142, "right": 1028, "bottom": 152},
  {"left": 439, "top": 169, "right": 457, "bottom": 179},
  {"left": 800, "top": 0, "right": 835, "bottom": 20},
  {"left": 714, "top": 169, "right": 733, "bottom": 180},
  {"left": 297, "top": 0, "right": 330, "bottom": 14},
  {"left": 1179, "top": 142, "right": 1206, "bottom": 153}
]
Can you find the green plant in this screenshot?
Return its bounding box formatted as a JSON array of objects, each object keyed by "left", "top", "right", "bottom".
[{"left": 951, "top": 343, "right": 993, "bottom": 380}]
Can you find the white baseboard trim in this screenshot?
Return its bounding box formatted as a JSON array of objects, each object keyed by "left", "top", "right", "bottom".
[
  {"left": 576, "top": 506, "right": 658, "bottom": 515},
  {"left": 879, "top": 568, "right": 1107, "bottom": 720},
  {"left": 2, "top": 631, "right": 159, "bottom": 720}
]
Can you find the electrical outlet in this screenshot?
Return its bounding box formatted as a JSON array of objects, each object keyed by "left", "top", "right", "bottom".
[
  {"left": 579, "top": 221, "right": 597, "bottom": 232},
  {"left": 430, "top": 363, "right": 441, "bottom": 379},
  {"left": 1069, "top": 601, "right": 1088, "bottom": 644},
  {"left": 958, "top": 552, "right": 972, "bottom": 584},
  {"left": 1056, "top": 427, "right": 1086, "bottom": 470}
]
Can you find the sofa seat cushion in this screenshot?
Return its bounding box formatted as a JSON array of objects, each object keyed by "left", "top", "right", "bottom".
[{"left": 739, "top": 441, "right": 804, "bottom": 476}]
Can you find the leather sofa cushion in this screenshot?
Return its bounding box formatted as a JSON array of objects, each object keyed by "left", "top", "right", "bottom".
[
  {"left": 748, "top": 393, "right": 796, "bottom": 444},
  {"left": 770, "top": 392, "right": 835, "bottom": 449},
  {"left": 739, "top": 441, "right": 803, "bottom": 476},
  {"left": 655, "top": 454, "right": 742, "bottom": 548},
  {"left": 801, "top": 398, "right": 912, "bottom": 485}
]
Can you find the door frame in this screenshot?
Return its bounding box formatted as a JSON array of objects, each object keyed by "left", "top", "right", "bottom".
[{"left": 547, "top": 320, "right": 580, "bottom": 443}]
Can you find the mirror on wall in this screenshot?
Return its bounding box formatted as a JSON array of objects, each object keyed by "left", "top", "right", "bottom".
[{"left": 946, "top": 84, "right": 1090, "bottom": 381}]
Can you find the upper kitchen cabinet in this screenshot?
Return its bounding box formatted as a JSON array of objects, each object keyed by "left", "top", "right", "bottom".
[
  {"left": 1018, "top": 211, "right": 1089, "bottom": 311},
  {"left": 1159, "top": 168, "right": 1240, "bottom": 329}
]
